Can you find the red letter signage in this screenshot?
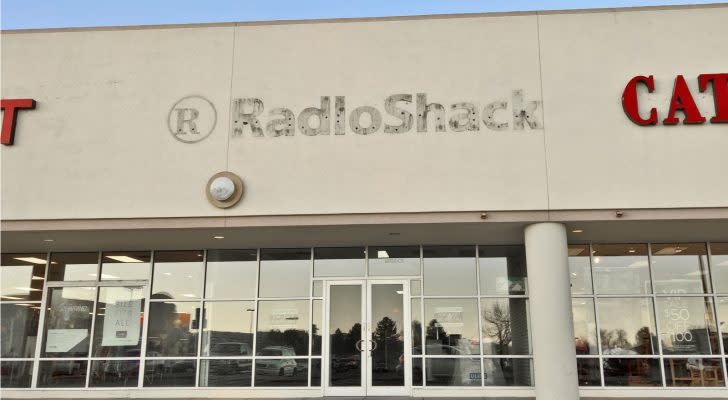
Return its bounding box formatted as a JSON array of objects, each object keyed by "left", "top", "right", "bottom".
[
  {"left": 663, "top": 75, "right": 706, "bottom": 125},
  {"left": 1, "top": 99, "right": 36, "bottom": 145},
  {"left": 622, "top": 76, "right": 658, "bottom": 125},
  {"left": 699, "top": 73, "right": 728, "bottom": 123}
]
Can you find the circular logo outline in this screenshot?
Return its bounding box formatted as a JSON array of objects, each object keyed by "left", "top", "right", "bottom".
[{"left": 167, "top": 95, "right": 217, "bottom": 144}]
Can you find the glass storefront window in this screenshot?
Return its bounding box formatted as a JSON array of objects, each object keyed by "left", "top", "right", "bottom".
[
  {"left": 312, "top": 299, "right": 322, "bottom": 356},
  {"left": 254, "top": 358, "right": 308, "bottom": 386},
  {"left": 311, "top": 358, "right": 322, "bottom": 386},
  {"left": 597, "top": 297, "right": 657, "bottom": 355},
  {"left": 423, "top": 298, "right": 479, "bottom": 355},
  {"left": 479, "top": 246, "right": 528, "bottom": 295},
  {"left": 0, "top": 360, "right": 33, "bottom": 388},
  {"left": 710, "top": 243, "right": 728, "bottom": 293},
  {"left": 412, "top": 298, "right": 422, "bottom": 353},
  {"left": 568, "top": 245, "right": 592, "bottom": 294},
  {"left": 146, "top": 301, "right": 199, "bottom": 357},
  {"left": 151, "top": 251, "right": 203, "bottom": 299},
  {"left": 199, "top": 359, "right": 252, "bottom": 387},
  {"left": 256, "top": 300, "right": 309, "bottom": 356},
  {"left": 664, "top": 358, "right": 725, "bottom": 387},
  {"left": 1, "top": 253, "right": 46, "bottom": 301},
  {"left": 259, "top": 249, "right": 310, "bottom": 298},
  {"left": 314, "top": 247, "right": 365, "bottom": 277},
  {"left": 480, "top": 298, "right": 530, "bottom": 355},
  {"left": 412, "top": 357, "right": 423, "bottom": 386},
  {"left": 572, "top": 298, "right": 598, "bottom": 355},
  {"left": 576, "top": 358, "right": 601, "bottom": 386},
  {"left": 1, "top": 303, "right": 40, "bottom": 358},
  {"left": 657, "top": 296, "right": 718, "bottom": 355},
  {"left": 424, "top": 357, "right": 481, "bottom": 386},
  {"left": 37, "top": 360, "right": 88, "bottom": 388},
  {"left": 143, "top": 359, "right": 197, "bottom": 387},
  {"left": 369, "top": 246, "right": 420, "bottom": 276},
  {"left": 603, "top": 358, "right": 661, "bottom": 386},
  {"left": 48, "top": 253, "right": 99, "bottom": 282},
  {"left": 100, "top": 252, "right": 151, "bottom": 281},
  {"left": 482, "top": 358, "right": 532, "bottom": 386},
  {"left": 651, "top": 243, "right": 710, "bottom": 294},
  {"left": 423, "top": 246, "right": 477, "bottom": 296},
  {"left": 89, "top": 359, "right": 139, "bottom": 387},
  {"left": 201, "top": 301, "right": 255, "bottom": 356},
  {"left": 718, "top": 297, "right": 728, "bottom": 352},
  {"left": 205, "top": 249, "right": 257, "bottom": 299},
  {"left": 41, "top": 287, "right": 95, "bottom": 358},
  {"left": 592, "top": 244, "right": 651, "bottom": 295}
]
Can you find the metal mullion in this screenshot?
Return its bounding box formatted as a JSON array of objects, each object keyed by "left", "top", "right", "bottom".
[
  {"left": 479, "top": 294, "right": 529, "bottom": 299},
  {"left": 308, "top": 247, "right": 314, "bottom": 387},
  {"left": 708, "top": 243, "right": 728, "bottom": 387},
  {"left": 85, "top": 284, "right": 100, "bottom": 388},
  {"left": 199, "top": 356, "right": 253, "bottom": 360},
  {"left": 474, "top": 245, "right": 485, "bottom": 387},
  {"left": 254, "top": 356, "right": 311, "bottom": 359},
  {"left": 481, "top": 354, "right": 533, "bottom": 359},
  {"left": 31, "top": 252, "right": 50, "bottom": 388},
  {"left": 44, "top": 280, "right": 98, "bottom": 288},
  {"left": 419, "top": 245, "right": 427, "bottom": 388},
  {"left": 0, "top": 300, "right": 42, "bottom": 304},
  {"left": 705, "top": 242, "right": 728, "bottom": 387},
  {"left": 588, "top": 243, "right": 606, "bottom": 388},
  {"left": 138, "top": 250, "right": 154, "bottom": 388},
  {"left": 647, "top": 243, "right": 666, "bottom": 387},
  {"left": 654, "top": 293, "right": 716, "bottom": 298},
  {"left": 251, "top": 248, "right": 260, "bottom": 387},
  {"left": 198, "top": 297, "right": 256, "bottom": 302},
  {"left": 194, "top": 250, "right": 207, "bottom": 387},
  {"left": 591, "top": 293, "right": 659, "bottom": 298}
]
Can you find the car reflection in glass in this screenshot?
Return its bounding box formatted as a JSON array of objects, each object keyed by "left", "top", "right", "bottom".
[{"left": 255, "top": 346, "right": 300, "bottom": 377}]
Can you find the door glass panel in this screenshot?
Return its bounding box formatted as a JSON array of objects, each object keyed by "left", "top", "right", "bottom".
[
  {"left": 329, "top": 285, "right": 362, "bottom": 387},
  {"left": 42, "top": 287, "right": 95, "bottom": 357},
  {"left": 370, "top": 283, "right": 404, "bottom": 386},
  {"left": 92, "top": 286, "right": 145, "bottom": 357}
]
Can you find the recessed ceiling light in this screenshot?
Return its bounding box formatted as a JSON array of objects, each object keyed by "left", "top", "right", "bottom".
[
  {"left": 628, "top": 248, "right": 636, "bottom": 253},
  {"left": 43, "top": 239, "right": 54, "bottom": 242},
  {"left": 213, "top": 235, "right": 224, "bottom": 239},
  {"left": 31, "top": 275, "right": 44, "bottom": 280},
  {"left": 377, "top": 250, "right": 390, "bottom": 258},
  {"left": 571, "top": 229, "right": 584, "bottom": 233},
  {"left": 105, "top": 255, "right": 143, "bottom": 263},
  {"left": 389, "top": 232, "right": 401, "bottom": 236},
  {"left": 13, "top": 257, "right": 47, "bottom": 264}
]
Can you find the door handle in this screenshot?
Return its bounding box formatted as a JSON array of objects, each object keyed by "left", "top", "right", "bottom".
[
  {"left": 355, "top": 339, "right": 364, "bottom": 352},
  {"left": 369, "top": 339, "right": 378, "bottom": 352}
]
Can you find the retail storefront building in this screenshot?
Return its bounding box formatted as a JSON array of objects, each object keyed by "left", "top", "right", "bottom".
[{"left": 1, "top": 4, "right": 728, "bottom": 399}]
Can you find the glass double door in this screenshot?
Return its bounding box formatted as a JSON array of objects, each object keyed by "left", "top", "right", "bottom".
[{"left": 324, "top": 280, "right": 411, "bottom": 396}]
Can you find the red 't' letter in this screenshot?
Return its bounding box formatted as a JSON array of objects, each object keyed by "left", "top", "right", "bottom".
[
  {"left": 663, "top": 75, "right": 705, "bottom": 125},
  {"left": 622, "top": 76, "right": 658, "bottom": 125},
  {"left": 1, "top": 99, "right": 36, "bottom": 145},
  {"left": 698, "top": 73, "right": 728, "bottom": 123}
]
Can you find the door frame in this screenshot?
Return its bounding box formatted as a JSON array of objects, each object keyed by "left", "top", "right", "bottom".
[{"left": 322, "top": 279, "right": 412, "bottom": 397}]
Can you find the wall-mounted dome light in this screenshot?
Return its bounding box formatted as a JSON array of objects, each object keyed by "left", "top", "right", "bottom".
[{"left": 206, "top": 171, "right": 244, "bottom": 209}]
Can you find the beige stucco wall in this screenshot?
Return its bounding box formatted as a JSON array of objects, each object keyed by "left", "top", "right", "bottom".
[{"left": 1, "top": 5, "right": 727, "bottom": 221}]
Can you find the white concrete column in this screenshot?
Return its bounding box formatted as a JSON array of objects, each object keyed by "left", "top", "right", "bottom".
[{"left": 524, "top": 222, "right": 579, "bottom": 400}]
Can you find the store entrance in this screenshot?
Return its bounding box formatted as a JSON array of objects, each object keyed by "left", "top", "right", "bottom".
[{"left": 323, "top": 280, "right": 411, "bottom": 396}]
